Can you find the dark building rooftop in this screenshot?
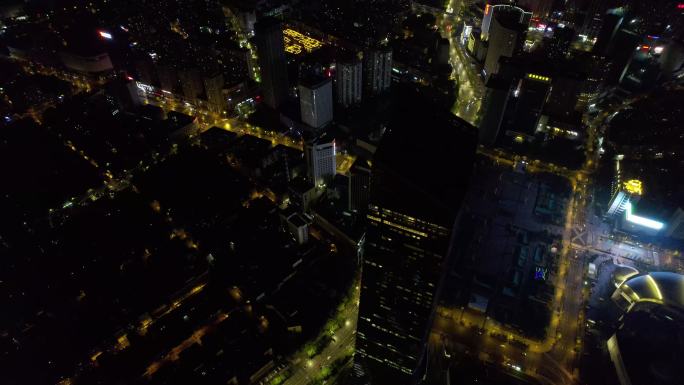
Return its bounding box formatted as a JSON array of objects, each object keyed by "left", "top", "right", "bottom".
[
  {"left": 371, "top": 87, "right": 478, "bottom": 225},
  {"left": 299, "top": 75, "right": 331, "bottom": 89}
]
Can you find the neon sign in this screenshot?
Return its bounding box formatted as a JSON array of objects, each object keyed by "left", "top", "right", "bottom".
[
  {"left": 534, "top": 267, "right": 548, "bottom": 281},
  {"left": 625, "top": 202, "right": 664, "bottom": 230}
]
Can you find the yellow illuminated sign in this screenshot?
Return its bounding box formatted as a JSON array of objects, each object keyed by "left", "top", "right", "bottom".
[
  {"left": 623, "top": 179, "right": 643, "bottom": 195},
  {"left": 526, "top": 73, "right": 551, "bottom": 83},
  {"left": 283, "top": 28, "right": 323, "bottom": 55}
]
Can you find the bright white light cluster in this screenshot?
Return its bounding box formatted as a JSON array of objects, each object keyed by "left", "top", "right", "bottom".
[{"left": 625, "top": 202, "right": 664, "bottom": 230}]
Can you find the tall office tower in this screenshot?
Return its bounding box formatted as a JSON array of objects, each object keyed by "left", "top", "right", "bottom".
[
  {"left": 336, "top": 58, "right": 363, "bottom": 106},
  {"left": 606, "top": 28, "right": 643, "bottom": 83},
  {"left": 156, "top": 63, "right": 178, "bottom": 93},
  {"left": 299, "top": 77, "right": 333, "bottom": 129},
  {"left": 203, "top": 71, "right": 225, "bottom": 114},
  {"left": 104, "top": 78, "right": 142, "bottom": 113},
  {"left": 579, "top": 0, "right": 609, "bottom": 38},
  {"left": 178, "top": 67, "right": 204, "bottom": 102},
  {"left": 222, "top": 1, "right": 257, "bottom": 36},
  {"left": 435, "top": 38, "right": 451, "bottom": 67},
  {"left": 134, "top": 57, "right": 155, "bottom": 85},
  {"left": 478, "top": 74, "right": 512, "bottom": 145},
  {"left": 255, "top": 17, "right": 289, "bottom": 109},
  {"left": 660, "top": 40, "right": 684, "bottom": 79},
  {"left": 305, "top": 133, "right": 336, "bottom": 187},
  {"left": 619, "top": 35, "right": 665, "bottom": 92},
  {"left": 483, "top": 13, "right": 526, "bottom": 78},
  {"left": 355, "top": 89, "right": 477, "bottom": 384},
  {"left": 593, "top": 12, "right": 624, "bottom": 56},
  {"left": 363, "top": 47, "right": 392, "bottom": 96},
  {"left": 348, "top": 159, "right": 371, "bottom": 213},
  {"left": 501, "top": 72, "right": 552, "bottom": 140},
  {"left": 481, "top": 3, "right": 532, "bottom": 41},
  {"left": 545, "top": 69, "right": 587, "bottom": 118},
  {"left": 516, "top": 0, "right": 554, "bottom": 18},
  {"left": 606, "top": 156, "right": 643, "bottom": 217},
  {"left": 546, "top": 26, "right": 575, "bottom": 60}
]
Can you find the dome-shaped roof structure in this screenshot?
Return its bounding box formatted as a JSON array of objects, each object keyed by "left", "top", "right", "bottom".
[
  {"left": 618, "top": 272, "right": 684, "bottom": 309},
  {"left": 613, "top": 265, "right": 639, "bottom": 288}
]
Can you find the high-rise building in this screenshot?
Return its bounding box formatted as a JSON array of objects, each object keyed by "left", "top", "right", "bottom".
[
  {"left": 606, "top": 160, "right": 644, "bottom": 218},
  {"left": 516, "top": 0, "right": 554, "bottom": 18},
  {"left": 178, "top": 67, "right": 204, "bottom": 102},
  {"left": 104, "top": 78, "right": 142, "bottom": 113},
  {"left": 134, "top": 57, "right": 155, "bottom": 85},
  {"left": 348, "top": 159, "right": 371, "bottom": 213},
  {"left": 665, "top": 208, "right": 684, "bottom": 240},
  {"left": 336, "top": 58, "right": 363, "bottom": 106},
  {"left": 255, "top": 17, "right": 289, "bottom": 109},
  {"left": 593, "top": 11, "right": 624, "bottom": 56},
  {"left": 481, "top": 3, "right": 531, "bottom": 42},
  {"left": 355, "top": 89, "right": 477, "bottom": 384},
  {"left": 363, "top": 47, "right": 392, "bottom": 96},
  {"left": 156, "top": 63, "right": 178, "bottom": 93},
  {"left": 299, "top": 77, "right": 333, "bottom": 129},
  {"left": 500, "top": 72, "right": 552, "bottom": 140},
  {"left": 222, "top": 1, "right": 257, "bottom": 36},
  {"left": 544, "top": 65, "right": 587, "bottom": 118},
  {"left": 305, "top": 133, "right": 336, "bottom": 187},
  {"left": 619, "top": 39, "right": 664, "bottom": 92},
  {"left": 660, "top": 40, "right": 684, "bottom": 79},
  {"left": 579, "top": 0, "right": 609, "bottom": 39},
  {"left": 546, "top": 26, "right": 575, "bottom": 60},
  {"left": 478, "top": 74, "right": 512, "bottom": 145},
  {"left": 435, "top": 38, "right": 450, "bottom": 67},
  {"left": 203, "top": 71, "right": 225, "bottom": 114},
  {"left": 483, "top": 13, "right": 527, "bottom": 78},
  {"left": 605, "top": 154, "right": 643, "bottom": 217}
]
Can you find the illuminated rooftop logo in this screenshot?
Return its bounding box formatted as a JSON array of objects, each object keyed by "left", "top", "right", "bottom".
[
  {"left": 283, "top": 28, "right": 323, "bottom": 55},
  {"left": 623, "top": 179, "right": 643, "bottom": 196}
]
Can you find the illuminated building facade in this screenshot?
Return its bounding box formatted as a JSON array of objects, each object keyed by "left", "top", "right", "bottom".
[
  {"left": 483, "top": 13, "right": 527, "bottom": 78},
  {"left": 480, "top": 3, "right": 531, "bottom": 42},
  {"left": 606, "top": 190, "right": 632, "bottom": 218},
  {"left": 605, "top": 161, "right": 665, "bottom": 233},
  {"left": 363, "top": 47, "right": 392, "bottom": 96},
  {"left": 336, "top": 58, "right": 363, "bottom": 106},
  {"left": 304, "top": 133, "right": 336, "bottom": 187},
  {"left": 299, "top": 77, "right": 333, "bottom": 129},
  {"left": 606, "top": 155, "right": 643, "bottom": 217},
  {"left": 355, "top": 91, "right": 476, "bottom": 384},
  {"left": 358, "top": 205, "right": 451, "bottom": 383}
]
